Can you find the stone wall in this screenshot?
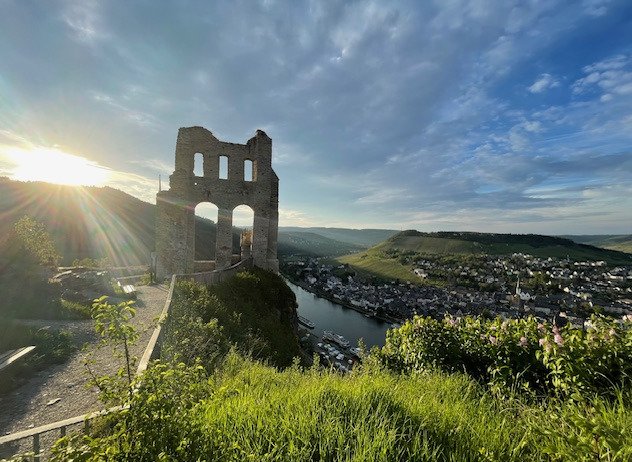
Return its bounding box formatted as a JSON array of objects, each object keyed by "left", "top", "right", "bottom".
[{"left": 156, "top": 127, "right": 279, "bottom": 279}]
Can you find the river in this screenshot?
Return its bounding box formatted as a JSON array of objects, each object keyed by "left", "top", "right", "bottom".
[{"left": 286, "top": 280, "right": 393, "bottom": 349}]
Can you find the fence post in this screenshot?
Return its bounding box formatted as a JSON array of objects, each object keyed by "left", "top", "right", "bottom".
[{"left": 32, "top": 433, "right": 40, "bottom": 462}]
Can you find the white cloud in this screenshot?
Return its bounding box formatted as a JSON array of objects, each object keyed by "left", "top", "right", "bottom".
[
  {"left": 582, "top": 0, "right": 611, "bottom": 17},
  {"left": 279, "top": 208, "right": 316, "bottom": 227},
  {"left": 62, "top": 0, "right": 105, "bottom": 43},
  {"left": 528, "top": 73, "right": 559, "bottom": 93},
  {"left": 129, "top": 158, "right": 174, "bottom": 175},
  {"left": 573, "top": 55, "right": 632, "bottom": 96},
  {"left": 91, "top": 91, "right": 162, "bottom": 129}
]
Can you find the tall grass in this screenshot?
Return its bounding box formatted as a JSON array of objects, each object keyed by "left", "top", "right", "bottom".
[{"left": 52, "top": 355, "right": 632, "bottom": 461}]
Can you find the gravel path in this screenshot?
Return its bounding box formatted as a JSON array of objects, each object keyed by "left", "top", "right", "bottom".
[{"left": 0, "top": 284, "right": 168, "bottom": 458}]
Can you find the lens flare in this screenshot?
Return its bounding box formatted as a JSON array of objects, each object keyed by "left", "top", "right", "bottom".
[{"left": 4, "top": 146, "right": 110, "bottom": 186}]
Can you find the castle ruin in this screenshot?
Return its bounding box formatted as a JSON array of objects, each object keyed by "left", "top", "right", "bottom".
[{"left": 155, "top": 127, "right": 279, "bottom": 279}]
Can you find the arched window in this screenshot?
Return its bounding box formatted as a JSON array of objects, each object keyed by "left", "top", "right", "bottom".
[
  {"left": 194, "top": 153, "right": 204, "bottom": 177},
  {"left": 244, "top": 159, "right": 254, "bottom": 181},
  {"left": 219, "top": 155, "right": 228, "bottom": 179}
]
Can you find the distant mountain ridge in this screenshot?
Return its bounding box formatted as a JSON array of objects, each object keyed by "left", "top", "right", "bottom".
[
  {"left": 279, "top": 227, "right": 398, "bottom": 248},
  {"left": 0, "top": 179, "right": 389, "bottom": 264},
  {"left": 2, "top": 178, "right": 628, "bottom": 265},
  {"left": 562, "top": 234, "right": 632, "bottom": 254},
  {"left": 0, "top": 178, "right": 228, "bottom": 265}
]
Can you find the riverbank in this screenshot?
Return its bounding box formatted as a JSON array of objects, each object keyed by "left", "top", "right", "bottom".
[{"left": 283, "top": 275, "right": 403, "bottom": 325}]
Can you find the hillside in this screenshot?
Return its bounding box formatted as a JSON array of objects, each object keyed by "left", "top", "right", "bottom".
[
  {"left": 0, "top": 178, "right": 243, "bottom": 265},
  {"left": 0, "top": 179, "right": 392, "bottom": 264},
  {"left": 277, "top": 231, "right": 364, "bottom": 256},
  {"left": 379, "top": 230, "right": 630, "bottom": 262},
  {"left": 339, "top": 230, "right": 632, "bottom": 282},
  {"left": 563, "top": 234, "right": 632, "bottom": 254},
  {"left": 279, "top": 227, "right": 397, "bottom": 248},
  {"left": 48, "top": 274, "right": 632, "bottom": 461}
]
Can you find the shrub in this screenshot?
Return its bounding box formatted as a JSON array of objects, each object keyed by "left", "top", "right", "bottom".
[
  {"left": 378, "top": 314, "right": 632, "bottom": 398},
  {"left": 164, "top": 268, "right": 301, "bottom": 370}
]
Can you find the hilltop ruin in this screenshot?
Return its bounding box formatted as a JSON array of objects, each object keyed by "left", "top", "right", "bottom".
[{"left": 155, "top": 127, "right": 279, "bottom": 278}]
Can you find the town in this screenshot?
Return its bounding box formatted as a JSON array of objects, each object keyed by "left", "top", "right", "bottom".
[{"left": 281, "top": 252, "right": 632, "bottom": 328}]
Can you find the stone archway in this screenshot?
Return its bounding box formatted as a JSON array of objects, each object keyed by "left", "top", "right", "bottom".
[{"left": 155, "top": 127, "right": 279, "bottom": 278}]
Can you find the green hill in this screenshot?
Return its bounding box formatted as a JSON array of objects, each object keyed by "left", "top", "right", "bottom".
[
  {"left": 563, "top": 234, "right": 632, "bottom": 254},
  {"left": 279, "top": 226, "right": 397, "bottom": 248},
  {"left": 377, "top": 230, "right": 630, "bottom": 263},
  {"left": 278, "top": 231, "right": 364, "bottom": 257},
  {"left": 0, "top": 178, "right": 248, "bottom": 265},
  {"left": 339, "top": 230, "right": 632, "bottom": 282}
]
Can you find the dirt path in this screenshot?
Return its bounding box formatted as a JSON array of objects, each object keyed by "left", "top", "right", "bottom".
[{"left": 0, "top": 284, "right": 168, "bottom": 457}]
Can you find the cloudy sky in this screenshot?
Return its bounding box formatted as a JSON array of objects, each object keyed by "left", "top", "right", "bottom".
[{"left": 1, "top": 0, "right": 631, "bottom": 234}]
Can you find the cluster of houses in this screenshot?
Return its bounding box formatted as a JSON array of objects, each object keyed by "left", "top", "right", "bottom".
[{"left": 282, "top": 253, "right": 632, "bottom": 326}]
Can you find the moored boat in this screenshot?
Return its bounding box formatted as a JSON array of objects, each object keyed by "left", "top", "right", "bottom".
[
  {"left": 298, "top": 315, "right": 315, "bottom": 329},
  {"left": 323, "top": 330, "right": 350, "bottom": 348}
]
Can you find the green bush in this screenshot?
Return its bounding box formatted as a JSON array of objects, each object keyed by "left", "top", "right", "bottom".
[
  {"left": 164, "top": 268, "right": 301, "bottom": 369},
  {"left": 378, "top": 314, "right": 632, "bottom": 398}
]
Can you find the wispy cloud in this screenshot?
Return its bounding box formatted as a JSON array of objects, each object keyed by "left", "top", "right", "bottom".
[
  {"left": 0, "top": 1, "right": 631, "bottom": 233},
  {"left": 528, "top": 74, "right": 560, "bottom": 94}
]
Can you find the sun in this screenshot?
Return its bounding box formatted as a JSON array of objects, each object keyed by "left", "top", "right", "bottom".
[{"left": 4, "top": 146, "right": 110, "bottom": 186}]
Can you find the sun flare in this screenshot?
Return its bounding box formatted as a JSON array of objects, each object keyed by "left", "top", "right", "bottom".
[{"left": 4, "top": 146, "right": 110, "bottom": 186}]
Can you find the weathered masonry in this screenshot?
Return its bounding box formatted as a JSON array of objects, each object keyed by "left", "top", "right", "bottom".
[{"left": 156, "top": 127, "right": 278, "bottom": 279}]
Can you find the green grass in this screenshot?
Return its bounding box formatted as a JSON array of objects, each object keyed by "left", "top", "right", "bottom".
[
  {"left": 59, "top": 298, "right": 91, "bottom": 318},
  {"left": 0, "top": 320, "right": 75, "bottom": 393},
  {"left": 49, "top": 271, "right": 632, "bottom": 462},
  {"left": 53, "top": 355, "right": 632, "bottom": 461},
  {"left": 338, "top": 249, "right": 447, "bottom": 287},
  {"left": 339, "top": 250, "right": 420, "bottom": 283},
  {"left": 191, "top": 359, "right": 535, "bottom": 461}
]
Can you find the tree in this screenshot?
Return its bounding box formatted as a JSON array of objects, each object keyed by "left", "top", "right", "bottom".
[
  {"left": 13, "top": 216, "right": 61, "bottom": 267},
  {"left": 0, "top": 217, "right": 61, "bottom": 318}
]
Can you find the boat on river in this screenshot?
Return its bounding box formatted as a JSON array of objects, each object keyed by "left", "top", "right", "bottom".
[
  {"left": 298, "top": 315, "right": 315, "bottom": 329},
  {"left": 323, "top": 330, "right": 350, "bottom": 348}
]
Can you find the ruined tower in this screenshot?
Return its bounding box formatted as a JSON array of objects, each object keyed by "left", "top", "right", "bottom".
[{"left": 155, "top": 127, "right": 279, "bottom": 279}]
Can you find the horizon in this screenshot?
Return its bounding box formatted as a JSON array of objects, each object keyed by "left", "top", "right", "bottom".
[
  {"left": 2, "top": 176, "right": 628, "bottom": 239},
  {"left": 1, "top": 2, "right": 631, "bottom": 234}
]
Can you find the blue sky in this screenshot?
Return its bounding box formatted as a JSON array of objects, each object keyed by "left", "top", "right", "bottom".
[{"left": 1, "top": 0, "right": 631, "bottom": 234}]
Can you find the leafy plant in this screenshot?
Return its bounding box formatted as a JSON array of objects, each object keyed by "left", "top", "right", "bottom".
[
  {"left": 84, "top": 296, "right": 140, "bottom": 404},
  {"left": 13, "top": 216, "right": 61, "bottom": 267},
  {"left": 379, "top": 314, "right": 632, "bottom": 399}
]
